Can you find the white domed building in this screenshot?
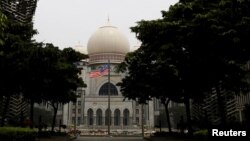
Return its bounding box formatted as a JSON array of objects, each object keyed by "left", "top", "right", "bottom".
[{"left": 63, "top": 22, "right": 156, "bottom": 133}]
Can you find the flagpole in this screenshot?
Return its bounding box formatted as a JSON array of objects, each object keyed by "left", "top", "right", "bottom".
[{"left": 108, "top": 59, "right": 111, "bottom": 136}]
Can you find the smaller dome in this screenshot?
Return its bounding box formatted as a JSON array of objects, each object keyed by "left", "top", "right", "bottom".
[
  {"left": 73, "top": 44, "right": 87, "bottom": 54},
  {"left": 87, "top": 23, "right": 130, "bottom": 55}
]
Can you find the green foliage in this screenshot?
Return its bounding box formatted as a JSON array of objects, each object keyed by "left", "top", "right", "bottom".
[
  {"left": 0, "top": 127, "right": 37, "bottom": 141},
  {"left": 0, "top": 13, "right": 37, "bottom": 99},
  {"left": 119, "top": 0, "right": 250, "bottom": 133},
  {"left": 0, "top": 9, "right": 88, "bottom": 127},
  {"left": 16, "top": 43, "right": 87, "bottom": 104},
  {"left": 62, "top": 47, "right": 88, "bottom": 63}
]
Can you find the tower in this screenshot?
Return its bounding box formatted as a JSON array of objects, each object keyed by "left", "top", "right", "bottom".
[{"left": 0, "top": 0, "right": 38, "bottom": 23}]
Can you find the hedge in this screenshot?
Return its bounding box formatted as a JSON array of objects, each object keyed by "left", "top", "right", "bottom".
[{"left": 0, "top": 127, "right": 37, "bottom": 141}]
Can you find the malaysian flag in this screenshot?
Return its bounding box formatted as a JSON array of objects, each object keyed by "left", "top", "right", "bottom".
[{"left": 89, "top": 64, "right": 109, "bottom": 78}]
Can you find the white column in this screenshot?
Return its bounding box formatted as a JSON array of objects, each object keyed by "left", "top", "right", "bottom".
[{"left": 148, "top": 101, "right": 154, "bottom": 128}]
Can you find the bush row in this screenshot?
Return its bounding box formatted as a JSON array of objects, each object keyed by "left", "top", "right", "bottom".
[{"left": 0, "top": 127, "right": 37, "bottom": 141}]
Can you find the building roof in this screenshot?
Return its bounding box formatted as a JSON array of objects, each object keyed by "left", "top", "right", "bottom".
[{"left": 87, "top": 22, "right": 130, "bottom": 55}]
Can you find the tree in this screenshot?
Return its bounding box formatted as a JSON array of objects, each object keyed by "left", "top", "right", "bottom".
[
  {"left": 118, "top": 47, "right": 182, "bottom": 133},
  {"left": 119, "top": 0, "right": 250, "bottom": 135},
  {"left": 0, "top": 13, "right": 36, "bottom": 126},
  {"left": 40, "top": 45, "right": 87, "bottom": 132},
  {"left": 19, "top": 43, "right": 87, "bottom": 130},
  {"left": 0, "top": 15, "right": 88, "bottom": 129},
  {"left": 171, "top": 0, "right": 250, "bottom": 127}
]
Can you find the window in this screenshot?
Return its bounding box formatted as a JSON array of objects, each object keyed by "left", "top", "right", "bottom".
[
  {"left": 87, "top": 109, "right": 93, "bottom": 125},
  {"left": 136, "top": 117, "right": 139, "bottom": 124},
  {"left": 123, "top": 109, "right": 129, "bottom": 126},
  {"left": 78, "top": 109, "right": 81, "bottom": 114},
  {"left": 77, "top": 117, "right": 81, "bottom": 125},
  {"left": 91, "top": 66, "right": 96, "bottom": 70},
  {"left": 78, "top": 101, "right": 81, "bottom": 106},
  {"left": 105, "top": 109, "right": 112, "bottom": 125},
  {"left": 114, "top": 109, "right": 120, "bottom": 126},
  {"left": 136, "top": 109, "right": 139, "bottom": 115},
  {"left": 72, "top": 109, "right": 76, "bottom": 114},
  {"left": 96, "top": 109, "right": 102, "bottom": 125},
  {"left": 99, "top": 82, "right": 118, "bottom": 96}
]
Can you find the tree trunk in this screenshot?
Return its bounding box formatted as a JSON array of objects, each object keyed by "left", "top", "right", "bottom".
[
  {"left": 29, "top": 100, "right": 34, "bottom": 128},
  {"left": 38, "top": 115, "right": 42, "bottom": 132},
  {"left": 184, "top": 96, "right": 193, "bottom": 135},
  {"left": 164, "top": 98, "right": 172, "bottom": 133},
  {"left": 51, "top": 102, "right": 58, "bottom": 132},
  {"left": 215, "top": 85, "right": 226, "bottom": 126},
  {"left": 20, "top": 110, "right": 24, "bottom": 127},
  {"left": 1, "top": 96, "right": 10, "bottom": 127}
]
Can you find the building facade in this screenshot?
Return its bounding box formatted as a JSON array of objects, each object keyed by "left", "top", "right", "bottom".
[
  {"left": 192, "top": 87, "right": 250, "bottom": 126},
  {"left": 63, "top": 22, "right": 156, "bottom": 131},
  {"left": 0, "top": 0, "right": 38, "bottom": 23}
]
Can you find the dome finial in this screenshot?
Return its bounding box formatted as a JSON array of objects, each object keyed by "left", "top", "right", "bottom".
[{"left": 106, "top": 14, "right": 111, "bottom": 25}]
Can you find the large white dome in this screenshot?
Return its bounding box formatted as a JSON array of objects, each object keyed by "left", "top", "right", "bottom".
[{"left": 87, "top": 23, "right": 130, "bottom": 55}]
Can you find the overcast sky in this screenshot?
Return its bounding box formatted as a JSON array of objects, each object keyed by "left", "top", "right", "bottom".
[{"left": 33, "top": 0, "right": 179, "bottom": 52}]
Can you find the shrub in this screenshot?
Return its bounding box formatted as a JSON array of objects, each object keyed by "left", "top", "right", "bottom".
[
  {"left": 0, "top": 127, "right": 37, "bottom": 141},
  {"left": 193, "top": 129, "right": 208, "bottom": 138}
]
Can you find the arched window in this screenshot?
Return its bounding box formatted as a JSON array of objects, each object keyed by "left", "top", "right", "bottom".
[
  {"left": 96, "top": 109, "right": 102, "bottom": 126},
  {"left": 99, "top": 82, "right": 118, "bottom": 95},
  {"left": 123, "top": 109, "right": 129, "bottom": 126},
  {"left": 105, "top": 109, "right": 112, "bottom": 125},
  {"left": 114, "top": 109, "right": 120, "bottom": 126},
  {"left": 87, "top": 109, "right": 93, "bottom": 125}
]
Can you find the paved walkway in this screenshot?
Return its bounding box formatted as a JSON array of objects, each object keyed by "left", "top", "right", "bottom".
[
  {"left": 75, "top": 136, "right": 145, "bottom": 141},
  {"left": 145, "top": 137, "right": 197, "bottom": 141},
  {"left": 37, "top": 136, "right": 199, "bottom": 141},
  {"left": 37, "top": 136, "right": 72, "bottom": 141}
]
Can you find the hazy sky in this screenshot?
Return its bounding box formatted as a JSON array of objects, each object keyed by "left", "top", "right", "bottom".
[{"left": 33, "top": 0, "right": 179, "bottom": 52}]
